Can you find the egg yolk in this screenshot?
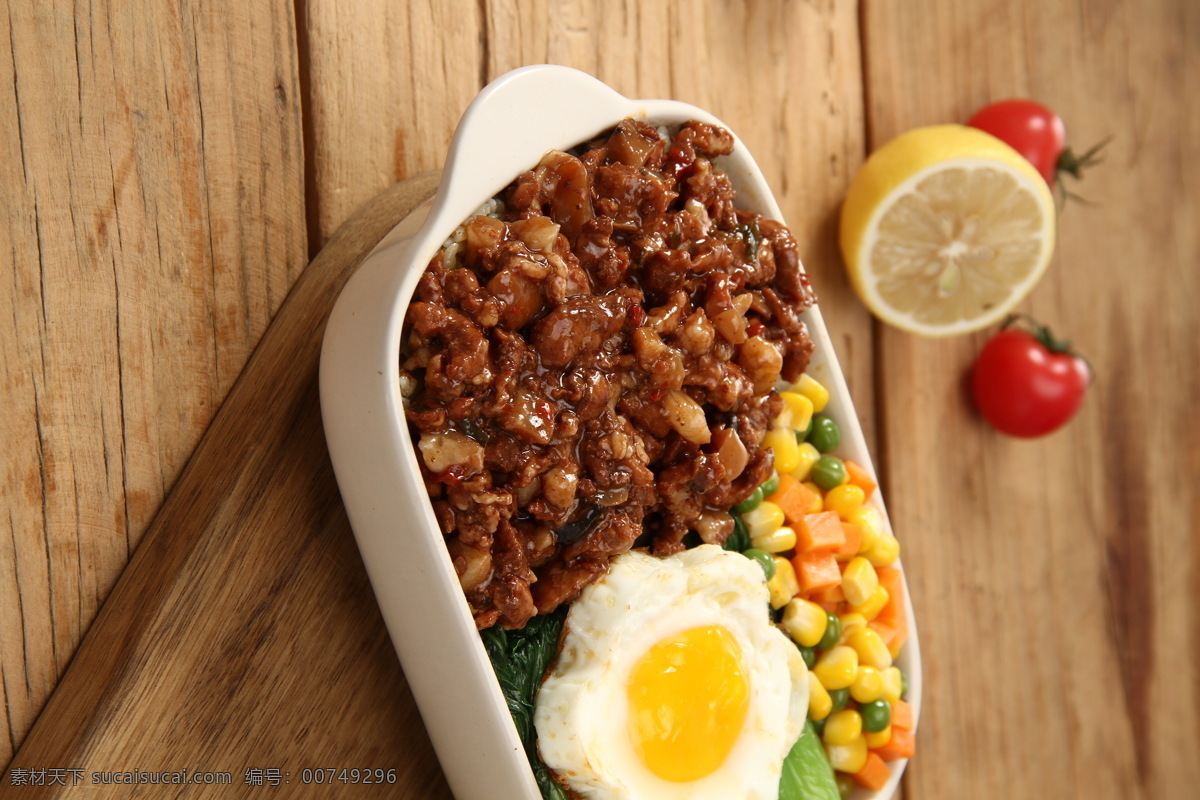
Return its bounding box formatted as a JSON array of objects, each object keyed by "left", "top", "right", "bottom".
[{"left": 626, "top": 625, "right": 750, "bottom": 783}]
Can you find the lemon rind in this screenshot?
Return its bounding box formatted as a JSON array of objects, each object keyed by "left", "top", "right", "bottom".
[{"left": 851, "top": 156, "right": 1055, "bottom": 337}]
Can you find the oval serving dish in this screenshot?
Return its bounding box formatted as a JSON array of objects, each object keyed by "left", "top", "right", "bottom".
[{"left": 320, "top": 64, "right": 920, "bottom": 800}]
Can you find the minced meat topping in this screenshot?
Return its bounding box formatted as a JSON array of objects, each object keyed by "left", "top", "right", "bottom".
[{"left": 403, "top": 119, "right": 816, "bottom": 629}]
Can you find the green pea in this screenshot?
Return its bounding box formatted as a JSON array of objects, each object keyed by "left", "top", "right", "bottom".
[
  {"left": 744, "top": 548, "right": 776, "bottom": 579},
  {"left": 816, "top": 612, "right": 842, "bottom": 651},
  {"left": 899, "top": 668, "right": 909, "bottom": 700},
  {"left": 734, "top": 486, "right": 764, "bottom": 514},
  {"left": 827, "top": 687, "right": 850, "bottom": 714},
  {"left": 860, "top": 699, "right": 892, "bottom": 733},
  {"left": 812, "top": 718, "right": 826, "bottom": 738},
  {"left": 835, "top": 773, "right": 856, "bottom": 799},
  {"left": 797, "top": 644, "right": 816, "bottom": 670},
  {"left": 811, "top": 456, "right": 847, "bottom": 490},
  {"left": 759, "top": 471, "right": 780, "bottom": 498},
  {"left": 807, "top": 415, "right": 841, "bottom": 454}
]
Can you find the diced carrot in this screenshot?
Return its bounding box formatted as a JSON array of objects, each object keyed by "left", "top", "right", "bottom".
[
  {"left": 870, "top": 617, "right": 901, "bottom": 648},
  {"left": 836, "top": 522, "right": 863, "bottom": 559},
  {"left": 844, "top": 460, "right": 877, "bottom": 499},
  {"left": 767, "top": 473, "right": 798, "bottom": 504},
  {"left": 810, "top": 582, "right": 846, "bottom": 606},
  {"left": 873, "top": 567, "right": 909, "bottom": 653},
  {"left": 876, "top": 566, "right": 906, "bottom": 604},
  {"left": 792, "top": 550, "right": 841, "bottom": 593},
  {"left": 874, "top": 613, "right": 907, "bottom": 656},
  {"left": 852, "top": 752, "right": 891, "bottom": 791},
  {"left": 767, "top": 474, "right": 822, "bottom": 525},
  {"left": 891, "top": 700, "right": 915, "bottom": 732},
  {"left": 873, "top": 726, "right": 915, "bottom": 761},
  {"left": 796, "top": 511, "right": 845, "bottom": 553},
  {"left": 872, "top": 596, "right": 903, "bottom": 629}
]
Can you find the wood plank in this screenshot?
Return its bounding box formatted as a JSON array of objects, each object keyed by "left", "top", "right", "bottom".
[
  {"left": 299, "top": 0, "right": 483, "bottom": 251},
  {"left": 860, "top": 0, "right": 1200, "bottom": 798},
  {"left": 4, "top": 175, "right": 451, "bottom": 798},
  {"left": 0, "top": 0, "right": 306, "bottom": 765}
]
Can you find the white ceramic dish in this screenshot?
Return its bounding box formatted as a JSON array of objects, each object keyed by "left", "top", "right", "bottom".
[{"left": 320, "top": 64, "right": 920, "bottom": 800}]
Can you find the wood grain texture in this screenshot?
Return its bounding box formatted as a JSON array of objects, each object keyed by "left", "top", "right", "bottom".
[
  {"left": 0, "top": 0, "right": 306, "bottom": 765},
  {"left": 860, "top": 0, "right": 1200, "bottom": 798},
  {"left": 4, "top": 174, "right": 451, "bottom": 798},
  {"left": 4, "top": 1, "right": 1197, "bottom": 797},
  {"left": 300, "top": 0, "right": 482, "bottom": 252}
]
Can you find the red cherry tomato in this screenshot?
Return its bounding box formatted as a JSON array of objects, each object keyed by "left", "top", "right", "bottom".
[
  {"left": 971, "top": 319, "right": 1091, "bottom": 438},
  {"left": 967, "top": 100, "right": 1066, "bottom": 186}
]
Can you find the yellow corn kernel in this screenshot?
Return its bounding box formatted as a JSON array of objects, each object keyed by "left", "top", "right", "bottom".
[
  {"left": 841, "top": 557, "right": 879, "bottom": 607},
  {"left": 779, "top": 391, "right": 815, "bottom": 433},
  {"left": 865, "top": 725, "right": 893, "bottom": 750},
  {"left": 850, "top": 666, "right": 884, "bottom": 703},
  {"left": 783, "top": 598, "right": 829, "bottom": 647},
  {"left": 866, "top": 533, "right": 901, "bottom": 567},
  {"left": 807, "top": 671, "right": 833, "bottom": 721},
  {"left": 848, "top": 626, "right": 893, "bottom": 669},
  {"left": 823, "top": 709, "right": 863, "bottom": 747},
  {"left": 838, "top": 612, "right": 868, "bottom": 644},
  {"left": 848, "top": 506, "right": 885, "bottom": 553},
  {"left": 752, "top": 526, "right": 797, "bottom": 554},
  {"left": 854, "top": 513, "right": 883, "bottom": 556},
  {"left": 880, "top": 667, "right": 904, "bottom": 704},
  {"left": 743, "top": 500, "right": 785, "bottom": 540},
  {"left": 800, "top": 480, "right": 825, "bottom": 512},
  {"left": 824, "top": 736, "right": 868, "bottom": 774},
  {"left": 764, "top": 427, "right": 802, "bottom": 474},
  {"left": 852, "top": 585, "right": 891, "bottom": 621},
  {"left": 767, "top": 556, "right": 800, "bottom": 609},
  {"left": 795, "top": 373, "right": 830, "bottom": 413},
  {"left": 814, "top": 645, "right": 859, "bottom": 690},
  {"left": 824, "top": 484, "right": 866, "bottom": 520},
  {"left": 792, "top": 443, "right": 822, "bottom": 482}
]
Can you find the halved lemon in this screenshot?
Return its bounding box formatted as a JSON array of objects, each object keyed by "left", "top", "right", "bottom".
[{"left": 840, "top": 125, "right": 1056, "bottom": 336}]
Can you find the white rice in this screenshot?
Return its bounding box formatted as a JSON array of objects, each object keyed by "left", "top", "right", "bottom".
[{"left": 442, "top": 197, "right": 506, "bottom": 269}]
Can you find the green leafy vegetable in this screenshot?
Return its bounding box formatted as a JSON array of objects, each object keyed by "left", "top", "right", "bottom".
[
  {"left": 723, "top": 511, "right": 751, "bottom": 552},
  {"left": 778, "top": 720, "right": 841, "bottom": 800},
  {"left": 481, "top": 608, "right": 569, "bottom": 800}
]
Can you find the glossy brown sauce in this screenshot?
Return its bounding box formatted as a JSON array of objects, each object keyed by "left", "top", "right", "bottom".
[{"left": 403, "top": 119, "right": 815, "bottom": 629}]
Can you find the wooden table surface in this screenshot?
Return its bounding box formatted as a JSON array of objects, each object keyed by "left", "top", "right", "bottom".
[{"left": 3, "top": 1, "right": 1197, "bottom": 797}]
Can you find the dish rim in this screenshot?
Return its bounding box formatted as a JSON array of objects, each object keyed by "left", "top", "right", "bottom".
[{"left": 319, "top": 64, "right": 921, "bottom": 800}]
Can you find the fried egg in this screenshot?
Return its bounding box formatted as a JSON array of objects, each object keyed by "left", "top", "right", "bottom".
[{"left": 533, "top": 545, "right": 808, "bottom": 799}]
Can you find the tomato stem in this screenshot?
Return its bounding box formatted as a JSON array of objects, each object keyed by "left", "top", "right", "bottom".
[
  {"left": 1056, "top": 136, "right": 1112, "bottom": 181},
  {"left": 1001, "top": 313, "right": 1096, "bottom": 384},
  {"left": 1054, "top": 136, "right": 1112, "bottom": 208},
  {"left": 1001, "top": 313, "right": 1068, "bottom": 352}
]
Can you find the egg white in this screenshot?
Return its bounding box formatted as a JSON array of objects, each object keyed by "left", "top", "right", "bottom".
[{"left": 533, "top": 545, "right": 808, "bottom": 800}]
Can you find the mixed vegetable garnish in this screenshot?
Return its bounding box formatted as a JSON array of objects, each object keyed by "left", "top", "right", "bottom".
[
  {"left": 483, "top": 368, "right": 913, "bottom": 800},
  {"left": 724, "top": 372, "right": 914, "bottom": 796}
]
